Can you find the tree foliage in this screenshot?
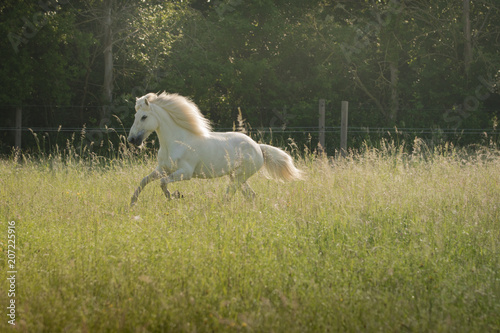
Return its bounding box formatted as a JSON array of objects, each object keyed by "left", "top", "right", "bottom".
[{"left": 1, "top": 0, "right": 499, "bottom": 150}]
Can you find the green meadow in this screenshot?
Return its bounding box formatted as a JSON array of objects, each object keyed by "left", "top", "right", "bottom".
[{"left": 1, "top": 142, "right": 499, "bottom": 332}]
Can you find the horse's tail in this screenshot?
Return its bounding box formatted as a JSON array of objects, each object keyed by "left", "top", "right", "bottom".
[{"left": 259, "top": 144, "right": 303, "bottom": 181}]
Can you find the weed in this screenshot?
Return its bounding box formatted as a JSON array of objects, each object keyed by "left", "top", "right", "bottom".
[{"left": 1, "top": 142, "right": 499, "bottom": 332}]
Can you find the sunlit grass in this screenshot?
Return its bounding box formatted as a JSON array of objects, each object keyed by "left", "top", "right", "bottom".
[{"left": 1, "top": 142, "right": 499, "bottom": 332}]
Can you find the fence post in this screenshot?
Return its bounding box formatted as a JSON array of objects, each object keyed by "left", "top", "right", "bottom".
[
  {"left": 15, "top": 107, "right": 22, "bottom": 150},
  {"left": 318, "top": 99, "right": 325, "bottom": 153},
  {"left": 341, "top": 101, "right": 348, "bottom": 156}
]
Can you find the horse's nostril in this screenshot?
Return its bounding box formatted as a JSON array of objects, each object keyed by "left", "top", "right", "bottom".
[{"left": 128, "top": 136, "right": 142, "bottom": 146}]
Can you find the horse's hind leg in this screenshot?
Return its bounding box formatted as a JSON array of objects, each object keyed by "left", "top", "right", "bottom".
[
  {"left": 241, "top": 182, "right": 256, "bottom": 200},
  {"left": 226, "top": 171, "right": 256, "bottom": 200},
  {"left": 225, "top": 175, "right": 238, "bottom": 198}
]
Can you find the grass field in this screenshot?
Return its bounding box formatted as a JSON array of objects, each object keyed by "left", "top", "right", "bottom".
[{"left": 1, "top": 142, "right": 500, "bottom": 332}]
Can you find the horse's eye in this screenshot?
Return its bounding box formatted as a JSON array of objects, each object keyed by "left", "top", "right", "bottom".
[{"left": 141, "top": 115, "right": 147, "bottom": 121}]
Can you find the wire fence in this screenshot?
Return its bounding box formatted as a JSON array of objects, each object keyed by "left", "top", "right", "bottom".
[
  {"left": 3, "top": 101, "right": 497, "bottom": 156},
  {"left": 1, "top": 126, "right": 498, "bottom": 135}
]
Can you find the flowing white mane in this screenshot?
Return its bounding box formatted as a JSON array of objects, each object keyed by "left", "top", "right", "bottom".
[{"left": 137, "top": 92, "right": 212, "bottom": 136}]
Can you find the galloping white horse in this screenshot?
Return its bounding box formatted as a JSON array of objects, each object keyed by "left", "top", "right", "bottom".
[{"left": 127, "top": 92, "right": 302, "bottom": 206}]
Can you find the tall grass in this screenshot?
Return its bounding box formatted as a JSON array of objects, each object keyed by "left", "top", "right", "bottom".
[{"left": 1, "top": 140, "right": 499, "bottom": 332}]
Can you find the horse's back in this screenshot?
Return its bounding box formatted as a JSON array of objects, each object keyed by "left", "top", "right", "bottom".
[{"left": 210, "top": 131, "right": 262, "bottom": 155}]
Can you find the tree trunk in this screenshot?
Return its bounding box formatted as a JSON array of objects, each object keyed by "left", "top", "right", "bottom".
[
  {"left": 389, "top": 61, "right": 399, "bottom": 122},
  {"left": 463, "top": 0, "right": 472, "bottom": 76},
  {"left": 103, "top": 0, "right": 113, "bottom": 105}
]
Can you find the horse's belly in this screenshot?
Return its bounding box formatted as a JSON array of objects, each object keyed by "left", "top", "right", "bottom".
[
  {"left": 191, "top": 151, "right": 237, "bottom": 178},
  {"left": 192, "top": 163, "right": 229, "bottom": 178}
]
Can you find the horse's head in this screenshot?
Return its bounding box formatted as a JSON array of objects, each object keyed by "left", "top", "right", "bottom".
[{"left": 127, "top": 95, "right": 159, "bottom": 146}]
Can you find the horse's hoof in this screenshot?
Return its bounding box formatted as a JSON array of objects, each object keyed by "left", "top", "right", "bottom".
[{"left": 172, "top": 190, "right": 183, "bottom": 199}]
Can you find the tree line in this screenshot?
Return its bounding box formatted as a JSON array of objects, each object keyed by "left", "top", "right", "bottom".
[{"left": 1, "top": 0, "right": 499, "bottom": 152}]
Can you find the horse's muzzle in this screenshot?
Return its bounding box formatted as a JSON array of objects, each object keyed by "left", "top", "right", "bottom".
[{"left": 127, "top": 135, "right": 143, "bottom": 146}]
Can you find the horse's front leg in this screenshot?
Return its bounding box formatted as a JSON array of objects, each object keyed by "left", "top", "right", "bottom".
[
  {"left": 160, "top": 177, "right": 171, "bottom": 199},
  {"left": 159, "top": 166, "right": 192, "bottom": 201},
  {"left": 160, "top": 178, "right": 183, "bottom": 200},
  {"left": 130, "top": 169, "right": 164, "bottom": 206}
]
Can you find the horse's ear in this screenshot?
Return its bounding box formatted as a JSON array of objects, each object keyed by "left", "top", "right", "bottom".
[{"left": 145, "top": 99, "right": 149, "bottom": 106}]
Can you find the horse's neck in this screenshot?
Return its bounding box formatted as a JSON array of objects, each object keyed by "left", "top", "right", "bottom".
[{"left": 154, "top": 109, "right": 190, "bottom": 149}]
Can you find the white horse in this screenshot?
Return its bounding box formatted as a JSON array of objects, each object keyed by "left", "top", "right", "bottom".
[{"left": 127, "top": 92, "right": 302, "bottom": 206}]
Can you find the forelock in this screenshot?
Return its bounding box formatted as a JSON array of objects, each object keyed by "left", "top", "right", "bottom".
[{"left": 135, "top": 93, "right": 156, "bottom": 111}]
